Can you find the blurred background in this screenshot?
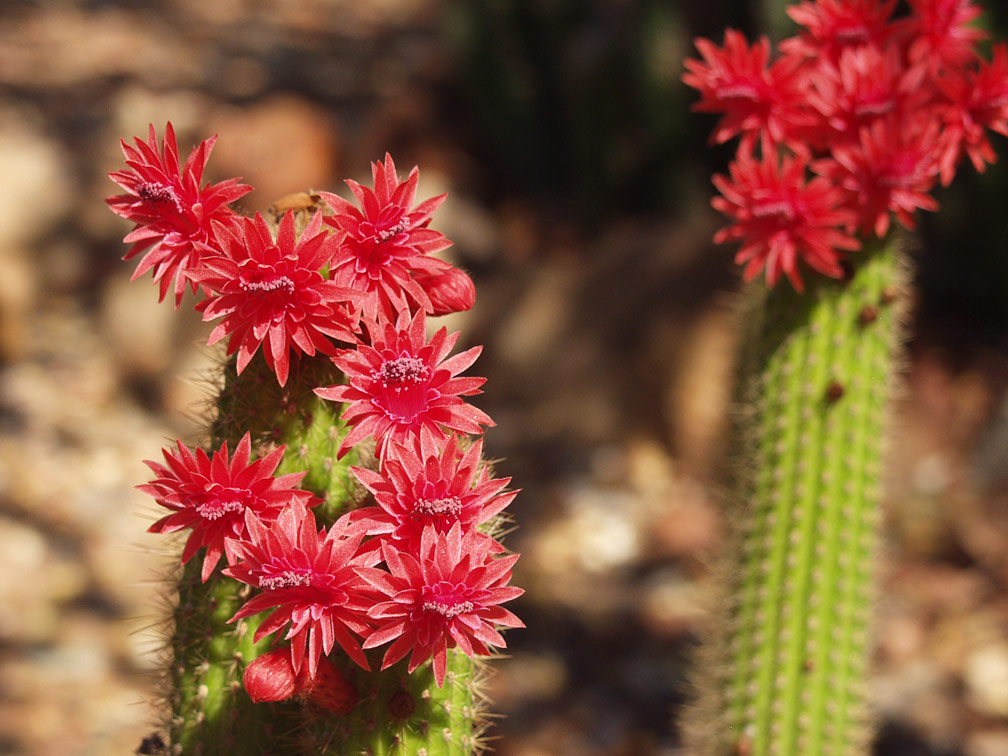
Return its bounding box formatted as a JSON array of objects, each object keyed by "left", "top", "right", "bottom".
[{"left": 1, "top": 1, "right": 1007, "bottom": 754}]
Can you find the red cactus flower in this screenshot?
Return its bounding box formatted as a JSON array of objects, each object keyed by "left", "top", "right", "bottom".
[
  {"left": 226, "top": 501, "right": 379, "bottom": 677},
  {"left": 107, "top": 122, "right": 251, "bottom": 307},
  {"left": 935, "top": 43, "right": 1008, "bottom": 184},
  {"left": 903, "top": 0, "right": 985, "bottom": 72},
  {"left": 804, "top": 44, "right": 929, "bottom": 145},
  {"left": 357, "top": 522, "right": 524, "bottom": 687},
  {"left": 321, "top": 153, "right": 457, "bottom": 320},
  {"left": 344, "top": 433, "right": 516, "bottom": 551},
  {"left": 315, "top": 310, "right": 494, "bottom": 459},
  {"left": 712, "top": 150, "right": 861, "bottom": 291},
  {"left": 140, "top": 433, "right": 315, "bottom": 582},
  {"left": 683, "top": 29, "right": 815, "bottom": 154},
  {"left": 781, "top": 0, "right": 898, "bottom": 62},
  {"left": 814, "top": 116, "right": 940, "bottom": 237},
  {"left": 193, "top": 210, "right": 360, "bottom": 386}
]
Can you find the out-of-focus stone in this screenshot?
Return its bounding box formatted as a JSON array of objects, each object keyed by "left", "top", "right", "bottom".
[
  {"left": 490, "top": 652, "right": 569, "bottom": 711},
  {"left": 0, "top": 517, "right": 85, "bottom": 644},
  {"left": 497, "top": 260, "right": 574, "bottom": 365},
  {"left": 434, "top": 191, "right": 500, "bottom": 264},
  {"left": 639, "top": 568, "right": 708, "bottom": 637},
  {"left": 666, "top": 304, "right": 736, "bottom": 478},
  {"left": 99, "top": 271, "right": 180, "bottom": 378},
  {"left": 966, "top": 729, "right": 1008, "bottom": 756},
  {"left": 964, "top": 643, "right": 1008, "bottom": 717},
  {"left": 0, "top": 247, "right": 36, "bottom": 361},
  {"left": 210, "top": 96, "right": 341, "bottom": 212},
  {"left": 0, "top": 7, "right": 201, "bottom": 88}
]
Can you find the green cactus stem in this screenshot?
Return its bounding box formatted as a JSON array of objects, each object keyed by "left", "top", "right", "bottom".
[
  {"left": 167, "top": 349, "right": 486, "bottom": 755},
  {"left": 682, "top": 238, "right": 907, "bottom": 756}
]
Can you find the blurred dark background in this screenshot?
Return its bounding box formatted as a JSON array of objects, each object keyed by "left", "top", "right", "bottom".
[{"left": 0, "top": 1, "right": 1007, "bottom": 755}]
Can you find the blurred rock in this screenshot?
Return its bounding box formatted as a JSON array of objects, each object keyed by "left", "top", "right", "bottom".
[
  {"left": 964, "top": 643, "right": 1008, "bottom": 718},
  {"left": 639, "top": 568, "right": 707, "bottom": 637},
  {"left": 210, "top": 96, "right": 341, "bottom": 212},
  {"left": 666, "top": 304, "right": 736, "bottom": 478},
  {"left": 490, "top": 652, "right": 569, "bottom": 711},
  {"left": 0, "top": 6, "right": 201, "bottom": 88},
  {"left": 99, "top": 271, "right": 181, "bottom": 379},
  {"left": 0, "top": 517, "right": 84, "bottom": 645},
  {"left": 966, "top": 729, "right": 1008, "bottom": 756}
]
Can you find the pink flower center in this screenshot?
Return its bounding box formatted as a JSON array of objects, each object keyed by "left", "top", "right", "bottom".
[
  {"left": 137, "top": 181, "right": 182, "bottom": 213},
  {"left": 422, "top": 582, "right": 474, "bottom": 618},
  {"left": 196, "top": 485, "right": 250, "bottom": 520},
  {"left": 259, "top": 570, "right": 313, "bottom": 590},
  {"left": 372, "top": 356, "right": 431, "bottom": 422},
  {"left": 833, "top": 24, "right": 871, "bottom": 46},
  {"left": 715, "top": 79, "right": 763, "bottom": 103},
  {"left": 411, "top": 495, "right": 463, "bottom": 519},
  {"left": 751, "top": 198, "right": 798, "bottom": 221},
  {"left": 376, "top": 218, "right": 409, "bottom": 243},
  {"left": 240, "top": 275, "right": 296, "bottom": 296},
  {"left": 853, "top": 96, "right": 894, "bottom": 119}
]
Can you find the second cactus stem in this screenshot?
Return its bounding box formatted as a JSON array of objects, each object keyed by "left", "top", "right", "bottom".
[{"left": 685, "top": 239, "right": 906, "bottom": 756}]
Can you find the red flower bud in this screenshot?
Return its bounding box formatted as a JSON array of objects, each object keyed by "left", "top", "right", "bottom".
[
  {"left": 301, "top": 656, "right": 359, "bottom": 714},
  {"left": 242, "top": 648, "right": 298, "bottom": 703},
  {"left": 413, "top": 264, "right": 475, "bottom": 315}
]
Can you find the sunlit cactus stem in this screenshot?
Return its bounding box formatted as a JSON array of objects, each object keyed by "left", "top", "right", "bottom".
[
  {"left": 169, "top": 350, "right": 487, "bottom": 755},
  {"left": 683, "top": 238, "right": 907, "bottom": 756}
]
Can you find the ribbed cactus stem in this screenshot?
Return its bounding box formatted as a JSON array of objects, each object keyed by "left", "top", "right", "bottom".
[
  {"left": 684, "top": 238, "right": 906, "bottom": 756},
  {"left": 169, "top": 350, "right": 484, "bottom": 755}
]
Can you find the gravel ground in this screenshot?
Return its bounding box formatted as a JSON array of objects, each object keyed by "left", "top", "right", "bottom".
[{"left": 1, "top": 2, "right": 1007, "bottom": 755}]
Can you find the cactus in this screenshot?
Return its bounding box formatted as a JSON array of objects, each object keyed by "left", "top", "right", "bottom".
[
  {"left": 108, "top": 128, "right": 521, "bottom": 756},
  {"left": 680, "top": 2, "right": 1008, "bottom": 754},
  {"left": 682, "top": 238, "right": 906, "bottom": 756},
  {"left": 168, "top": 351, "right": 487, "bottom": 755}
]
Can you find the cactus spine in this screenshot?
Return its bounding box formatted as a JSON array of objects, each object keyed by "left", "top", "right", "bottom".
[
  {"left": 684, "top": 238, "right": 906, "bottom": 756},
  {"left": 168, "top": 350, "right": 485, "bottom": 755}
]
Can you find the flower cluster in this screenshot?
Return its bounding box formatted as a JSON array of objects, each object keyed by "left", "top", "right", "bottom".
[
  {"left": 112, "top": 129, "right": 521, "bottom": 701},
  {"left": 683, "top": 0, "right": 1008, "bottom": 290}
]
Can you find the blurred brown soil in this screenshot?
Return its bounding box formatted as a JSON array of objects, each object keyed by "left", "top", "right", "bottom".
[{"left": 0, "top": 2, "right": 1006, "bottom": 756}]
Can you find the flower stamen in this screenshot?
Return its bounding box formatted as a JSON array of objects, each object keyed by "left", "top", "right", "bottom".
[
  {"left": 411, "top": 495, "right": 463, "bottom": 519},
  {"left": 259, "top": 571, "right": 312, "bottom": 591},
  {"left": 137, "top": 181, "right": 182, "bottom": 213},
  {"left": 239, "top": 275, "right": 296, "bottom": 296}
]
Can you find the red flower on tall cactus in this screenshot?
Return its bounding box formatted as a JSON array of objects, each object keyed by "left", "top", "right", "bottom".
[
  {"left": 107, "top": 122, "right": 251, "bottom": 307},
  {"left": 781, "top": 0, "right": 898, "bottom": 61},
  {"left": 815, "top": 116, "right": 940, "bottom": 237},
  {"left": 712, "top": 150, "right": 861, "bottom": 291},
  {"left": 321, "top": 154, "right": 468, "bottom": 320},
  {"left": 903, "top": 0, "right": 985, "bottom": 71},
  {"left": 193, "top": 210, "right": 360, "bottom": 386},
  {"left": 682, "top": 29, "right": 814, "bottom": 154},
  {"left": 805, "top": 44, "right": 929, "bottom": 145},
  {"left": 357, "top": 523, "right": 524, "bottom": 687},
  {"left": 935, "top": 44, "right": 1008, "bottom": 184},
  {"left": 344, "top": 433, "right": 516, "bottom": 551},
  {"left": 315, "top": 311, "right": 494, "bottom": 459},
  {"left": 140, "top": 433, "right": 315, "bottom": 582},
  {"left": 226, "top": 501, "right": 379, "bottom": 676}
]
